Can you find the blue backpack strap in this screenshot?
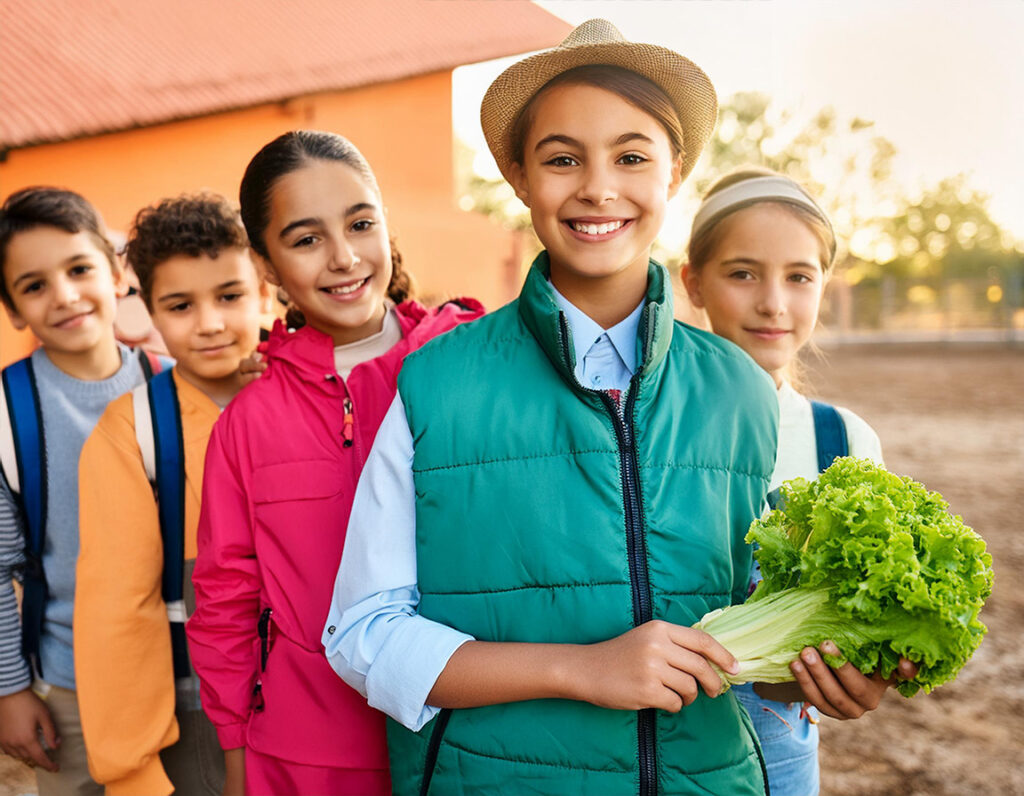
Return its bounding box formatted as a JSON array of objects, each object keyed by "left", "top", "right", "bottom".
[
  {"left": 810, "top": 400, "right": 849, "bottom": 474},
  {"left": 1, "top": 359, "right": 49, "bottom": 676},
  {"left": 146, "top": 370, "right": 190, "bottom": 679}
]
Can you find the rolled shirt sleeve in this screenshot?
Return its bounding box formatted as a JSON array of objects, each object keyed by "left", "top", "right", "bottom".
[{"left": 322, "top": 394, "right": 472, "bottom": 731}]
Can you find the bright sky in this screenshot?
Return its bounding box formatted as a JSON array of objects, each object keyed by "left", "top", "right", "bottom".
[{"left": 453, "top": 0, "right": 1024, "bottom": 243}]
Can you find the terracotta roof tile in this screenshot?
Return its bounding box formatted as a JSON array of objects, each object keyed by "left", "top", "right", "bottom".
[{"left": 0, "top": 0, "right": 570, "bottom": 149}]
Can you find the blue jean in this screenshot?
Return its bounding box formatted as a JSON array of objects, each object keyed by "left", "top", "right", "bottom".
[{"left": 734, "top": 682, "right": 820, "bottom": 796}]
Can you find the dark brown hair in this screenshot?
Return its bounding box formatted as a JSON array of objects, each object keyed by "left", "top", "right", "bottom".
[
  {"left": 125, "top": 193, "right": 249, "bottom": 311},
  {"left": 687, "top": 167, "right": 835, "bottom": 274},
  {"left": 0, "top": 187, "right": 117, "bottom": 309},
  {"left": 509, "top": 64, "right": 686, "bottom": 166},
  {"left": 239, "top": 131, "right": 414, "bottom": 324}
]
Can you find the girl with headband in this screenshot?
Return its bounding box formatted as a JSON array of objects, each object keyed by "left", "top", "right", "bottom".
[
  {"left": 683, "top": 167, "right": 917, "bottom": 796},
  {"left": 321, "top": 20, "right": 842, "bottom": 795}
]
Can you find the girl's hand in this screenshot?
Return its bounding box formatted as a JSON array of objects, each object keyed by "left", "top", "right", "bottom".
[
  {"left": 789, "top": 640, "right": 918, "bottom": 720},
  {"left": 222, "top": 748, "right": 245, "bottom": 796},
  {"left": 575, "top": 620, "right": 739, "bottom": 712},
  {"left": 0, "top": 689, "right": 60, "bottom": 772}
]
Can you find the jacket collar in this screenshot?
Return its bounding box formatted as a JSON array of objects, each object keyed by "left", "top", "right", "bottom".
[
  {"left": 261, "top": 300, "right": 433, "bottom": 385},
  {"left": 517, "top": 251, "right": 675, "bottom": 390}
]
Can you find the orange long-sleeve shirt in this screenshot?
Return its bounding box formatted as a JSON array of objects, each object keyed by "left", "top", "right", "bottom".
[{"left": 75, "top": 369, "right": 219, "bottom": 796}]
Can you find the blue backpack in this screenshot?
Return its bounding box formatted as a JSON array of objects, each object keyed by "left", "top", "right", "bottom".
[
  {"left": 0, "top": 350, "right": 188, "bottom": 678},
  {"left": 766, "top": 400, "right": 849, "bottom": 512}
]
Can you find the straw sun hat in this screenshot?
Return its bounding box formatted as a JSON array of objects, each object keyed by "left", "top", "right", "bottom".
[{"left": 480, "top": 18, "right": 718, "bottom": 185}]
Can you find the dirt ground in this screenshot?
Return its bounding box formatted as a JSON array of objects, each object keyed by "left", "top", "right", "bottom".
[
  {"left": 2, "top": 344, "right": 1022, "bottom": 795},
  {"left": 801, "top": 344, "right": 1024, "bottom": 796}
]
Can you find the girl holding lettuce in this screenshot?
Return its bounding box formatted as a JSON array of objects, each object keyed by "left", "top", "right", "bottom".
[{"left": 682, "top": 167, "right": 917, "bottom": 796}]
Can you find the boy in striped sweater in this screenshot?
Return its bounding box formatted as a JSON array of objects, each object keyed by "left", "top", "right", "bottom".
[{"left": 0, "top": 187, "right": 156, "bottom": 795}]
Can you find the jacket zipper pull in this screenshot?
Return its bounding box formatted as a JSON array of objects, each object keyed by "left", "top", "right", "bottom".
[
  {"left": 252, "top": 679, "right": 265, "bottom": 712},
  {"left": 342, "top": 397, "right": 354, "bottom": 448},
  {"left": 253, "top": 607, "right": 272, "bottom": 712},
  {"left": 258, "top": 607, "right": 273, "bottom": 670}
]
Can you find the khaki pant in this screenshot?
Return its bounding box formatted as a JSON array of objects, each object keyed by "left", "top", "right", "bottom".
[
  {"left": 33, "top": 684, "right": 102, "bottom": 796},
  {"left": 159, "top": 708, "right": 224, "bottom": 796}
]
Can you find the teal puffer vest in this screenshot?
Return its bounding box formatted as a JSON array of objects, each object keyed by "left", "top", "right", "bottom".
[{"left": 389, "top": 255, "right": 778, "bottom": 796}]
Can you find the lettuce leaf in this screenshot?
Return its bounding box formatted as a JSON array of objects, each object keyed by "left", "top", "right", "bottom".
[{"left": 695, "top": 457, "right": 994, "bottom": 696}]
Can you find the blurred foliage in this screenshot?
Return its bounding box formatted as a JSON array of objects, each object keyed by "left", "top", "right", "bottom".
[{"left": 455, "top": 138, "right": 533, "bottom": 230}]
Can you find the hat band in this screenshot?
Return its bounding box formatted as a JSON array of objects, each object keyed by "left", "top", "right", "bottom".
[{"left": 690, "top": 176, "right": 836, "bottom": 259}]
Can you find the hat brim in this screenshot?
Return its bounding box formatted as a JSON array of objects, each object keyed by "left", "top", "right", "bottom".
[{"left": 481, "top": 40, "right": 717, "bottom": 185}]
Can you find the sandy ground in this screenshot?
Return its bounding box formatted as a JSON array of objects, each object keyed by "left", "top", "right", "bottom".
[
  {"left": 2, "top": 344, "right": 1021, "bottom": 795},
  {"left": 806, "top": 344, "right": 1024, "bottom": 796}
]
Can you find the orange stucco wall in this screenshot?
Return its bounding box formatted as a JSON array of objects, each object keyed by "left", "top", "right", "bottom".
[{"left": 0, "top": 71, "right": 518, "bottom": 367}]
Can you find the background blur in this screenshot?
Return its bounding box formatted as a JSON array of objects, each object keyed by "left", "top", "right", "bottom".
[{"left": 2, "top": 2, "right": 1021, "bottom": 795}]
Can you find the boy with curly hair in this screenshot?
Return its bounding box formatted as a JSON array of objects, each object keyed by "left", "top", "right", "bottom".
[{"left": 74, "top": 193, "right": 266, "bottom": 796}]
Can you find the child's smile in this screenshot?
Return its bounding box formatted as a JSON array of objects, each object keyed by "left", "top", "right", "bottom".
[
  {"left": 261, "top": 160, "right": 393, "bottom": 346},
  {"left": 149, "top": 249, "right": 263, "bottom": 404},
  {"left": 685, "top": 203, "right": 826, "bottom": 384},
  {"left": 3, "top": 227, "right": 124, "bottom": 362},
  {"left": 510, "top": 82, "right": 681, "bottom": 324}
]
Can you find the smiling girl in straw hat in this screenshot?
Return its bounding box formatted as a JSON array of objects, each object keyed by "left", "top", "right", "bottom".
[{"left": 326, "top": 20, "right": 779, "bottom": 795}]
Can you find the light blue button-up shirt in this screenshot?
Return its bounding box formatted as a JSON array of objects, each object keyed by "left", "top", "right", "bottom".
[{"left": 322, "top": 290, "right": 645, "bottom": 730}]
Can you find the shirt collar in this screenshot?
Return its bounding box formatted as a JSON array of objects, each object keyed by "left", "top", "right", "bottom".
[{"left": 549, "top": 282, "right": 645, "bottom": 374}]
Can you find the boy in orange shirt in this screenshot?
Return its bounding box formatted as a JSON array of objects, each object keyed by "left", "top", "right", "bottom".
[{"left": 74, "top": 193, "right": 266, "bottom": 796}]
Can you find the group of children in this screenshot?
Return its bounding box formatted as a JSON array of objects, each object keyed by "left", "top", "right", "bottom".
[{"left": 0, "top": 19, "right": 911, "bottom": 796}]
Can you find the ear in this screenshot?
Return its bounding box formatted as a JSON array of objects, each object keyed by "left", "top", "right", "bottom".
[
  {"left": 508, "top": 162, "right": 531, "bottom": 207},
  {"left": 680, "top": 263, "right": 705, "bottom": 309},
  {"left": 3, "top": 302, "right": 28, "bottom": 331},
  {"left": 257, "top": 277, "right": 276, "bottom": 315},
  {"left": 667, "top": 155, "right": 684, "bottom": 200},
  {"left": 255, "top": 252, "right": 282, "bottom": 288},
  {"left": 112, "top": 262, "right": 130, "bottom": 299}
]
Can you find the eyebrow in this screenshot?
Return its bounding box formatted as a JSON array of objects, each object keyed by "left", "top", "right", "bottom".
[
  {"left": 155, "top": 279, "right": 247, "bottom": 304},
  {"left": 533, "top": 132, "right": 657, "bottom": 152},
  {"left": 277, "top": 202, "right": 378, "bottom": 240},
  {"left": 11, "top": 253, "right": 93, "bottom": 289},
  {"left": 719, "top": 257, "right": 821, "bottom": 269}
]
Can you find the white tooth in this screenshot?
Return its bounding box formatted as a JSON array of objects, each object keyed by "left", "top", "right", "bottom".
[
  {"left": 586, "top": 224, "right": 599, "bottom": 235},
  {"left": 329, "top": 279, "right": 365, "bottom": 295},
  {"left": 598, "top": 223, "right": 610, "bottom": 235}
]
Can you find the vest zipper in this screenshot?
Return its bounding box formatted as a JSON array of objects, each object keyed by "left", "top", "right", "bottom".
[
  {"left": 558, "top": 313, "right": 657, "bottom": 796},
  {"left": 419, "top": 708, "right": 452, "bottom": 796}
]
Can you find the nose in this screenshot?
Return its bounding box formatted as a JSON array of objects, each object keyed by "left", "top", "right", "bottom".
[
  {"left": 197, "top": 302, "right": 226, "bottom": 335},
  {"left": 575, "top": 162, "right": 617, "bottom": 206},
  {"left": 52, "top": 274, "right": 80, "bottom": 307},
  {"left": 755, "top": 279, "right": 786, "bottom": 318},
  {"left": 327, "top": 236, "right": 360, "bottom": 272}
]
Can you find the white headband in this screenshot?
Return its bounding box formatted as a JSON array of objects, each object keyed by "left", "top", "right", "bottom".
[{"left": 690, "top": 176, "right": 836, "bottom": 260}]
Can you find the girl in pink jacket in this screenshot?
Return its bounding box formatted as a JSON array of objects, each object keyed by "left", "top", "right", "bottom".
[{"left": 185, "top": 131, "right": 483, "bottom": 796}]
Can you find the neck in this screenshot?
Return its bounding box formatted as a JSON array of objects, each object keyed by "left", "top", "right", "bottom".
[
  {"left": 44, "top": 337, "right": 122, "bottom": 381},
  {"left": 549, "top": 261, "right": 648, "bottom": 329},
  {"left": 176, "top": 368, "right": 244, "bottom": 410}
]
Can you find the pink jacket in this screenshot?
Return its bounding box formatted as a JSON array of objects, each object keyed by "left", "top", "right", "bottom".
[{"left": 186, "top": 300, "right": 484, "bottom": 767}]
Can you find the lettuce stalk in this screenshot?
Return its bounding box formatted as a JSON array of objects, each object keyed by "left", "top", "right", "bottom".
[{"left": 695, "top": 457, "right": 994, "bottom": 697}]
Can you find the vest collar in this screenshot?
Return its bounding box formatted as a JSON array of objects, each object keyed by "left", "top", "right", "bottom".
[{"left": 517, "top": 251, "right": 675, "bottom": 389}]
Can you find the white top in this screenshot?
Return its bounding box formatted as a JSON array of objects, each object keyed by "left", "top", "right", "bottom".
[
  {"left": 333, "top": 305, "right": 402, "bottom": 379},
  {"left": 771, "top": 380, "right": 883, "bottom": 489}
]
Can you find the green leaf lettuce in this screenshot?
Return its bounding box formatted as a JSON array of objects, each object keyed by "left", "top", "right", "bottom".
[{"left": 695, "top": 457, "right": 994, "bottom": 697}]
